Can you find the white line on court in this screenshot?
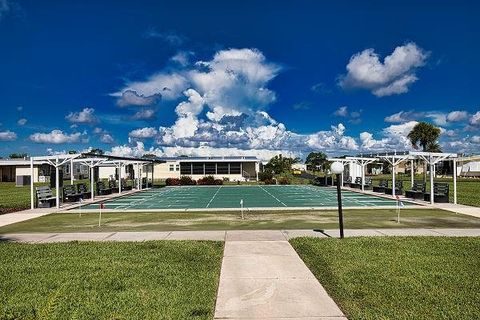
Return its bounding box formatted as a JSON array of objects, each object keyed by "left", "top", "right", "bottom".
[
  {"left": 259, "top": 185, "right": 287, "bottom": 207},
  {"left": 206, "top": 186, "right": 223, "bottom": 208}
]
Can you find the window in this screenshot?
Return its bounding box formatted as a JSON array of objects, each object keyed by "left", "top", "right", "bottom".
[
  {"left": 169, "top": 164, "right": 174, "bottom": 172},
  {"left": 175, "top": 165, "right": 180, "bottom": 171},
  {"left": 217, "top": 163, "right": 229, "bottom": 174},
  {"left": 230, "top": 162, "right": 241, "bottom": 174},
  {"left": 180, "top": 163, "right": 192, "bottom": 175},
  {"left": 192, "top": 163, "right": 204, "bottom": 175},
  {"left": 205, "top": 163, "right": 216, "bottom": 174}
]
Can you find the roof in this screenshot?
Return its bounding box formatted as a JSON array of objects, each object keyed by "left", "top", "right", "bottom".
[{"left": 155, "top": 156, "right": 260, "bottom": 162}]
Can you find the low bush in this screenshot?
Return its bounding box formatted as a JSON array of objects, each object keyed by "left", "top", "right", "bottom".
[
  {"left": 165, "top": 178, "right": 180, "bottom": 186},
  {"left": 198, "top": 176, "right": 224, "bottom": 185},
  {"left": 258, "top": 171, "right": 274, "bottom": 182},
  {"left": 263, "top": 178, "right": 277, "bottom": 185},
  {"left": 278, "top": 177, "right": 290, "bottom": 185},
  {"left": 197, "top": 176, "right": 215, "bottom": 185},
  {"left": 179, "top": 176, "right": 196, "bottom": 185}
]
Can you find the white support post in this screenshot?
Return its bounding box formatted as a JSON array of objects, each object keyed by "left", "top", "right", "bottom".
[
  {"left": 90, "top": 161, "right": 94, "bottom": 201},
  {"left": 453, "top": 158, "right": 457, "bottom": 204},
  {"left": 410, "top": 159, "right": 414, "bottom": 187},
  {"left": 341, "top": 171, "right": 344, "bottom": 188},
  {"left": 30, "top": 157, "right": 34, "bottom": 210},
  {"left": 137, "top": 163, "right": 141, "bottom": 190},
  {"left": 55, "top": 156, "right": 60, "bottom": 209},
  {"left": 392, "top": 164, "right": 396, "bottom": 197},
  {"left": 430, "top": 161, "right": 434, "bottom": 205},
  {"left": 361, "top": 164, "right": 365, "bottom": 192},
  {"left": 70, "top": 158, "right": 74, "bottom": 185},
  {"left": 119, "top": 163, "right": 122, "bottom": 194},
  {"left": 151, "top": 163, "right": 155, "bottom": 188}
]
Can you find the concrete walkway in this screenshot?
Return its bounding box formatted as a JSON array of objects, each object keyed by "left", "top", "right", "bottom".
[
  {"left": 2, "top": 228, "right": 480, "bottom": 243},
  {"left": 214, "top": 231, "right": 346, "bottom": 319},
  {"left": 0, "top": 208, "right": 53, "bottom": 228}
]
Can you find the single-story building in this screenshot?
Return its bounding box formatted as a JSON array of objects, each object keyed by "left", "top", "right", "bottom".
[
  {"left": 147, "top": 156, "right": 261, "bottom": 181},
  {"left": 0, "top": 155, "right": 262, "bottom": 184}
]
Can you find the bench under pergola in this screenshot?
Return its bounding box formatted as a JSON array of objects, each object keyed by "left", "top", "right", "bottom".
[
  {"left": 329, "top": 151, "right": 459, "bottom": 205},
  {"left": 29, "top": 153, "right": 163, "bottom": 209}
]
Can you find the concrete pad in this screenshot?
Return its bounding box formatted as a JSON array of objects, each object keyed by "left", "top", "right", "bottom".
[
  {"left": 105, "top": 232, "right": 170, "bottom": 241},
  {"left": 375, "top": 228, "right": 442, "bottom": 236},
  {"left": 226, "top": 230, "right": 286, "bottom": 241},
  {"left": 0, "top": 233, "right": 57, "bottom": 243},
  {"left": 165, "top": 230, "right": 225, "bottom": 241},
  {"left": 40, "top": 232, "right": 114, "bottom": 243},
  {"left": 224, "top": 241, "right": 297, "bottom": 257},
  {"left": 221, "top": 255, "right": 315, "bottom": 279},
  {"left": 214, "top": 278, "right": 345, "bottom": 319},
  {"left": 431, "top": 228, "right": 480, "bottom": 237}
]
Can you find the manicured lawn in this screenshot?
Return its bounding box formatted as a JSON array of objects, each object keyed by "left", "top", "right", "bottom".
[
  {"left": 1, "top": 208, "right": 479, "bottom": 233},
  {"left": 290, "top": 237, "right": 480, "bottom": 320},
  {"left": 0, "top": 241, "right": 223, "bottom": 319}
]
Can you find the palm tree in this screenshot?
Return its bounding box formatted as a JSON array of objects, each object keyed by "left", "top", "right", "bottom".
[
  {"left": 407, "top": 122, "right": 442, "bottom": 152},
  {"left": 407, "top": 122, "right": 442, "bottom": 180}
]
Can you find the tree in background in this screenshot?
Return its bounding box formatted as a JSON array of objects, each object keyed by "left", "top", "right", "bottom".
[
  {"left": 89, "top": 148, "right": 104, "bottom": 155},
  {"left": 305, "top": 152, "right": 327, "bottom": 171},
  {"left": 68, "top": 150, "right": 77, "bottom": 154},
  {"left": 407, "top": 122, "right": 442, "bottom": 152},
  {"left": 9, "top": 153, "right": 27, "bottom": 159},
  {"left": 407, "top": 121, "right": 442, "bottom": 180},
  {"left": 142, "top": 154, "right": 157, "bottom": 159},
  {"left": 264, "top": 154, "right": 300, "bottom": 174}
]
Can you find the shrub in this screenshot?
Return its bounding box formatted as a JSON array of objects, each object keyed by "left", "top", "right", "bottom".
[
  {"left": 214, "top": 179, "right": 223, "bottom": 185},
  {"left": 197, "top": 176, "right": 216, "bottom": 185},
  {"left": 263, "top": 178, "right": 277, "bottom": 185},
  {"left": 179, "top": 176, "right": 196, "bottom": 185},
  {"left": 165, "top": 178, "right": 180, "bottom": 186},
  {"left": 278, "top": 177, "right": 290, "bottom": 185},
  {"left": 258, "top": 171, "right": 274, "bottom": 182}
]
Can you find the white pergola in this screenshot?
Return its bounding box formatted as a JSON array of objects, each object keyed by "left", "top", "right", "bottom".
[
  {"left": 29, "top": 153, "right": 161, "bottom": 209},
  {"left": 329, "top": 151, "right": 458, "bottom": 205}
]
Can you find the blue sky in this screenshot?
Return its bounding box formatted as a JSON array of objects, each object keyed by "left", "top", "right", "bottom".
[{"left": 1, "top": 0, "right": 479, "bottom": 159}]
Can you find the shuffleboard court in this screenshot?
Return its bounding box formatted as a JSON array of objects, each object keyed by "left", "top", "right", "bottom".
[{"left": 79, "top": 185, "right": 417, "bottom": 210}]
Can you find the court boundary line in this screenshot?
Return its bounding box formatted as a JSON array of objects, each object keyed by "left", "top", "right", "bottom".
[
  {"left": 259, "top": 185, "right": 287, "bottom": 207},
  {"left": 206, "top": 186, "right": 223, "bottom": 208}
]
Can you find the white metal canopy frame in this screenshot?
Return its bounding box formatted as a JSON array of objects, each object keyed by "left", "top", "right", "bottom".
[
  {"left": 29, "top": 153, "right": 163, "bottom": 209},
  {"left": 329, "top": 151, "right": 458, "bottom": 205}
]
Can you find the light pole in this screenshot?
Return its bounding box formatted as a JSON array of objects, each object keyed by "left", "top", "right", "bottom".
[{"left": 331, "top": 161, "right": 344, "bottom": 239}]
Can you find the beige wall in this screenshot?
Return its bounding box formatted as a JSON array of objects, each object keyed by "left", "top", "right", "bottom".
[
  {"left": 15, "top": 166, "right": 40, "bottom": 183},
  {"left": 153, "top": 162, "right": 180, "bottom": 180}
]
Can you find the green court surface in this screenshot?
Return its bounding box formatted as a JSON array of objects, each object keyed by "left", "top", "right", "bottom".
[{"left": 80, "top": 185, "right": 416, "bottom": 210}]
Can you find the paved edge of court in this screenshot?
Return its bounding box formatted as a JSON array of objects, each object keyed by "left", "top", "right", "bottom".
[{"left": 2, "top": 228, "right": 480, "bottom": 243}]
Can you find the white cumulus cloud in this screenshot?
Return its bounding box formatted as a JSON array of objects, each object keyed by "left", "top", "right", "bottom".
[
  {"left": 339, "top": 42, "right": 428, "bottom": 97},
  {"left": 29, "top": 130, "right": 82, "bottom": 144},
  {"left": 65, "top": 107, "right": 98, "bottom": 124},
  {"left": 0, "top": 130, "right": 17, "bottom": 141},
  {"left": 128, "top": 127, "right": 158, "bottom": 139}
]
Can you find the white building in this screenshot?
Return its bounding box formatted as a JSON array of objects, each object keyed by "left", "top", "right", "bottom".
[{"left": 145, "top": 156, "right": 261, "bottom": 181}]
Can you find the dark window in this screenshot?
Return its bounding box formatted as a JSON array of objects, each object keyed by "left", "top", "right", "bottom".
[
  {"left": 230, "top": 162, "right": 241, "bottom": 174},
  {"left": 192, "top": 163, "right": 204, "bottom": 175},
  {"left": 217, "top": 163, "right": 229, "bottom": 174},
  {"left": 180, "top": 163, "right": 192, "bottom": 175},
  {"left": 205, "top": 163, "right": 216, "bottom": 174}
]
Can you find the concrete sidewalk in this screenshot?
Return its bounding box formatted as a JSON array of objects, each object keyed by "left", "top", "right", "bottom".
[
  {"left": 2, "top": 228, "right": 480, "bottom": 243},
  {"left": 214, "top": 231, "right": 346, "bottom": 319}
]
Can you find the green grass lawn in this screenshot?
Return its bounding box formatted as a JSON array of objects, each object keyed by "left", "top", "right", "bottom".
[
  {"left": 0, "top": 241, "right": 223, "bottom": 319},
  {"left": 1, "top": 208, "right": 479, "bottom": 233},
  {"left": 290, "top": 237, "right": 480, "bottom": 320}
]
